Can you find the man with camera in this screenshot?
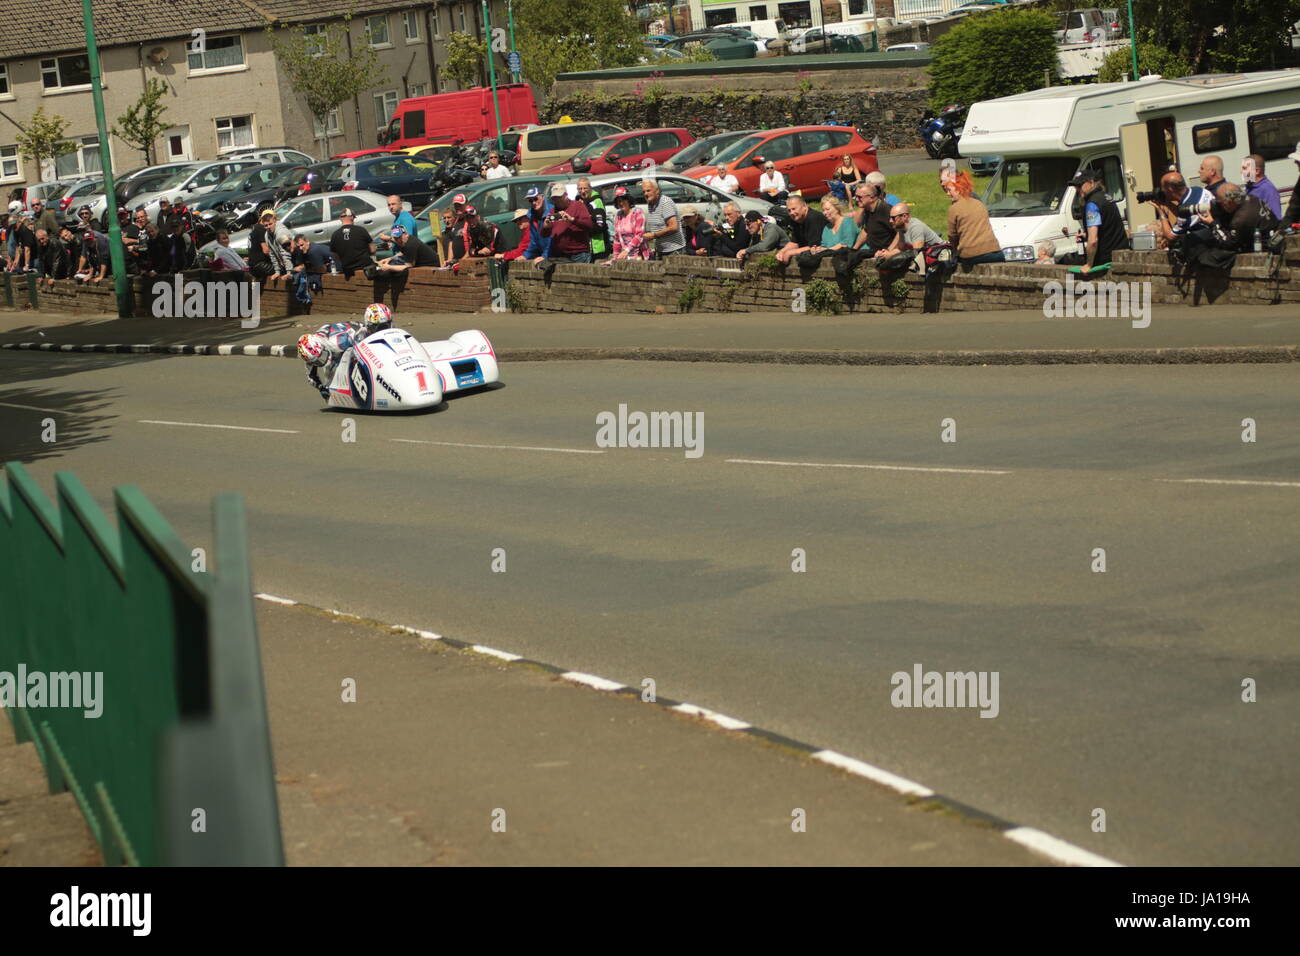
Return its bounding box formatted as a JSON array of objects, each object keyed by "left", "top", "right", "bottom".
[
  {"left": 1141, "top": 172, "right": 1210, "bottom": 250},
  {"left": 1178, "top": 182, "right": 1275, "bottom": 269}
]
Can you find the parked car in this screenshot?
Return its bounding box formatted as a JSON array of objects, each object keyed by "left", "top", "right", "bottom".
[
  {"left": 886, "top": 42, "right": 932, "bottom": 52},
  {"left": 968, "top": 155, "right": 1002, "bottom": 174},
  {"left": 224, "top": 147, "right": 316, "bottom": 165},
  {"left": 1055, "top": 8, "right": 1108, "bottom": 43},
  {"left": 189, "top": 164, "right": 304, "bottom": 215},
  {"left": 112, "top": 162, "right": 202, "bottom": 203},
  {"left": 541, "top": 128, "right": 695, "bottom": 176},
  {"left": 128, "top": 160, "right": 265, "bottom": 218},
  {"left": 662, "top": 32, "right": 758, "bottom": 59},
  {"left": 954, "top": 0, "right": 1013, "bottom": 11},
  {"left": 227, "top": 189, "right": 395, "bottom": 254},
  {"left": 792, "top": 26, "right": 868, "bottom": 54},
  {"left": 11, "top": 179, "right": 81, "bottom": 211},
  {"left": 514, "top": 121, "right": 624, "bottom": 173},
  {"left": 660, "top": 130, "right": 757, "bottom": 172},
  {"left": 683, "top": 125, "right": 878, "bottom": 200},
  {"left": 319, "top": 153, "right": 441, "bottom": 206},
  {"left": 273, "top": 160, "right": 355, "bottom": 204},
  {"left": 195, "top": 166, "right": 312, "bottom": 231},
  {"left": 51, "top": 176, "right": 101, "bottom": 213}
]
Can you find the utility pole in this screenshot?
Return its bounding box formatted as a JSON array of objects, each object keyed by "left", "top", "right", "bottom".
[
  {"left": 82, "top": 0, "right": 130, "bottom": 317},
  {"left": 1127, "top": 0, "right": 1140, "bottom": 80},
  {"left": 482, "top": 0, "right": 504, "bottom": 151}
]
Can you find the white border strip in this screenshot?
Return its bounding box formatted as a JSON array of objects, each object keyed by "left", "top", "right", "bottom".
[
  {"left": 812, "top": 749, "right": 935, "bottom": 798},
  {"left": 671, "top": 703, "right": 751, "bottom": 731},
  {"left": 1155, "top": 477, "right": 1300, "bottom": 489},
  {"left": 561, "top": 671, "right": 626, "bottom": 692},
  {"left": 472, "top": 644, "right": 523, "bottom": 662},
  {"left": 138, "top": 419, "right": 300, "bottom": 434},
  {"left": 728, "top": 458, "right": 1012, "bottom": 476},
  {"left": 1004, "top": 827, "right": 1124, "bottom": 868}
]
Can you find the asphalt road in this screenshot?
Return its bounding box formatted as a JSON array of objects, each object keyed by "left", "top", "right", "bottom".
[{"left": 3, "top": 351, "right": 1298, "bottom": 865}]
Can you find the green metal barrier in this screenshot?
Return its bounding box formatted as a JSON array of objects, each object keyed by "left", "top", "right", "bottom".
[{"left": 0, "top": 462, "right": 283, "bottom": 866}]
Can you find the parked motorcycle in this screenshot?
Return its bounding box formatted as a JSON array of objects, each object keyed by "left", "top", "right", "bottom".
[{"left": 919, "top": 104, "right": 967, "bottom": 160}]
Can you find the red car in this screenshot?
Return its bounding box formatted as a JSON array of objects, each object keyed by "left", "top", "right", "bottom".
[
  {"left": 331, "top": 148, "right": 406, "bottom": 160},
  {"left": 540, "top": 128, "right": 695, "bottom": 176},
  {"left": 683, "top": 126, "right": 878, "bottom": 200}
]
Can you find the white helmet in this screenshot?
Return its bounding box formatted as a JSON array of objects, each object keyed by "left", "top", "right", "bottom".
[
  {"left": 297, "top": 332, "right": 331, "bottom": 367},
  {"left": 363, "top": 302, "right": 392, "bottom": 332}
]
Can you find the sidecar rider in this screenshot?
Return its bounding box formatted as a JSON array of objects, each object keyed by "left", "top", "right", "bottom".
[{"left": 297, "top": 303, "right": 393, "bottom": 399}]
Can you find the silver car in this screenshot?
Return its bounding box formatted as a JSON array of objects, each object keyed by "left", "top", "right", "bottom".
[
  {"left": 225, "top": 147, "right": 317, "bottom": 166},
  {"left": 587, "top": 170, "right": 781, "bottom": 224},
  {"left": 129, "top": 160, "right": 265, "bottom": 218},
  {"left": 226, "top": 189, "right": 396, "bottom": 253}
]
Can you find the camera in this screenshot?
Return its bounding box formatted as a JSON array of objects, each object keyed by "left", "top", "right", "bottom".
[
  {"left": 1135, "top": 189, "right": 1163, "bottom": 204},
  {"left": 1176, "top": 197, "right": 1213, "bottom": 217}
]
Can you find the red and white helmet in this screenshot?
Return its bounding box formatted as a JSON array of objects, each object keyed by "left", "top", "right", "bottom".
[
  {"left": 363, "top": 302, "right": 392, "bottom": 332},
  {"left": 297, "top": 332, "right": 330, "bottom": 366}
]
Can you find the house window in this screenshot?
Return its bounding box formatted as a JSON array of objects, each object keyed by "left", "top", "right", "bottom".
[
  {"left": 848, "top": 0, "right": 874, "bottom": 16},
  {"left": 0, "top": 145, "right": 20, "bottom": 182},
  {"left": 304, "top": 24, "right": 327, "bottom": 56},
  {"left": 366, "top": 15, "right": 391, "bottom": 47},
  {"left": 404, "top": 11, "right": 421, "bottom": 41},
  {"left": 408, "top": 82, "right": 429, "bottom": 98},
  {"left": 749, "top": 6, "right": 768, "bottom": 20},
  {"left": 0, "top": 63, "right": 10, "bottom": 97},
  {"left": 55, "top": 136, "right": 100, "bottom": 178},
  {"left": 374, "top": 90, "right": 400, "bottom": 126},
  {"left": 41, "top": 54, "right": 92, "bottom": 90},
  {"left": 216, "top": 115, "right": 255, "bottom": 151},
  {"left": 458, "top": 5, "right": 468, "bottom": 32},
  {"left": 313, "top": 109, "right": 342, "bottom": 137},
  {"left": 188, "top": 34, "right": 245, "bottom": 72}
]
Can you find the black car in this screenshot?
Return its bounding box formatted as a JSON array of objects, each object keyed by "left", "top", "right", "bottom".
[
  {"left": 190, "top": 164, "right": 302, "bottom": 213},
  {"left": 272, "top": 160, "right": 353, "bottom": 205},
  {"left": 319, "top": 154, "right": 441, "bottom": 206}
]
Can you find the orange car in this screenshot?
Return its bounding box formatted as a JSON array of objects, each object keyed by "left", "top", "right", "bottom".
[{"left": 682, "top": 125, "right": 878, "bottom": 200}]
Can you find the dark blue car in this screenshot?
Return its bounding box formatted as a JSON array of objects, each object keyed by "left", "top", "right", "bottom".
[{"left": 322, "top": 154, "right": 441, "bottom": 207}]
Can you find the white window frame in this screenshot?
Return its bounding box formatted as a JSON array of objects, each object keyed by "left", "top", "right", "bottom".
[
  {"left": 0, "top": 62, "right": 11, "bottom": 99},
  {"left": 40, "top": 54, "right": 94, "bottom": 93},
  {"left": 304, "top": 23, "right": 327, "bottom": 57},
  {"left": 187, "top": 33, "right": 247, "bottom": 75},
  {"left": 54, "top": 135, "right": 101, "bottom": 178},
  {"left": 313, "top": 109, "right": 342, "bottom": 137},
  {"left": 0, "top": 145, "right": 21, "bottom": 183},
  {"left": 407, "top": 82, "right": 429, "bottom": 98},
  {"left": 366, "top": 14, "right": 392, "bottom": 49},
  {"left": 458, "top": 6, "right": 468, "bottom": 32},
  {"left": 432, "top": 8, "right": 443, "bottom": 40},
  {"left": 403, "top": 11, "right": 421, "bottom": 42},
  {"left": 374, "top": 90, "right": 400, "bottom": 127},
  {"left": 215, "top": 115, "right": 256, "bottom": 152}
]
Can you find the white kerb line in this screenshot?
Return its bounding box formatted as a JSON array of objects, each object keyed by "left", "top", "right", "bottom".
[
  {"left": 139, "top": 420, "right": 300, "bottom": 434},
  {"left": 727, "top": 458, "right": 1012, "bottom": 476}
]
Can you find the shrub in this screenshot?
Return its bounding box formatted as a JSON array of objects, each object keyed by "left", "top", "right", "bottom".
[
  {"left": 929, "top": 8, "right": 1060, "bottom": 110},
  {"left": 677, "top": 279, "right": 705, "bottom": 312},
  {"left": 804, "top": 278, "right": 843, "bottom": 314},
  {"left": 1097, "top": 42, "right": 1193, "bottom": 83}
]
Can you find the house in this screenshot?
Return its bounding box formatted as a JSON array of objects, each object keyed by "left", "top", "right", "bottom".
[{"left": 0, "top": 0, "right": 514, "bottom": 189}]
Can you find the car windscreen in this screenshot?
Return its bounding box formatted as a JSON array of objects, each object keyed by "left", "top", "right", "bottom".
[
  {"left": 571, "top": 136, "right": 619, "bottom": 163},
  {"left": 709, "top": 134, "right": 766, "bottom": 166}
]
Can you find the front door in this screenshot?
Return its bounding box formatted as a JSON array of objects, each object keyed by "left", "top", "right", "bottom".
[{"left": 165, "top": 126, "right": 192, "bottom": 162}]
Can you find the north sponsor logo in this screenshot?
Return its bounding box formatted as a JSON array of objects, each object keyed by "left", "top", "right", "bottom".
[
  {"left": 595, "top": 403, "right": 704, "bottom": 459},
  {"left": 890, "top": 662, "right": 999, "bottom": 718},
  {"left": 0, "top": 664, "right": 102, "bottom": 718},
  {"left": 1042, "top": 273, "right": 1152, "bottom": 328},
  {"left": 150, "top": 275, "right": 260, "bottom": 328}
]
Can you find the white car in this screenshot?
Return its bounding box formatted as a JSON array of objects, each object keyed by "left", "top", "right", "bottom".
[
  {"left": 225, "top": 147, "right": 317, "bottom": 166},
  {"left": 227, "top": 189, "right": 396, "bottom": 253},
  {"left": 129, "top": 160, "right": 265, "bottom": 218}
]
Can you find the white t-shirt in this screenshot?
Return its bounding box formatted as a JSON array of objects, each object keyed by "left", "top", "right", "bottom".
[
  {"left": 707, "top": 173, "right": 740, "bottom": 194},
  {"left": 759, "top": 170, "right": 787, "bottom": 193},
  {"left": 485, "top": 164, "right": 512, "bottom": 180}
]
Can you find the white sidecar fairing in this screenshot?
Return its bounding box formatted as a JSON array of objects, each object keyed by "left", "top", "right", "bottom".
[{"left": 419, "top": 329, "right": 500, "bottom": 396}]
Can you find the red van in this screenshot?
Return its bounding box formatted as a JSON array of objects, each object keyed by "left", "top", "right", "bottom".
[{"left": 380, "top": 85, "right": 540, "bottom": 149}]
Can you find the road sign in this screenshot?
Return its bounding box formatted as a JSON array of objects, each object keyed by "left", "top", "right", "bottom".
[{"left": 508, "top": 51, "right": 521, "bottom": 74}]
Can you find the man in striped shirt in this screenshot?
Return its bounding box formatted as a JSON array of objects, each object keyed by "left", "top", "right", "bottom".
[{"left": 640, "top": 179, "right": 684, "bottom": 258}]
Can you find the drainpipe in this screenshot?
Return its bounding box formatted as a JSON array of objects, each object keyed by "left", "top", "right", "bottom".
[
  {"left": 345, "top": 28, "right": 363, "bottom": 150},
  {"left": 425, "top": 3, "right": 439, "bottom": 92}
]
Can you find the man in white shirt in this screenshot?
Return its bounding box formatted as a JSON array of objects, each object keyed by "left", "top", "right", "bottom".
[
  {"left": 705, "top": 164, "right": 741, "bottom": 195},
  {"left": 758, "top": 160, "right": 788, "bottom": 202},
  {"left": 484, "top": 150, "right": 512, "bottom": 180}
]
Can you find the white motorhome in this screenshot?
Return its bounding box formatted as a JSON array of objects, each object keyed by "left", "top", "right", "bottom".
[{"left": 959, "top": 70, "right": 1300, "bottom": 259}]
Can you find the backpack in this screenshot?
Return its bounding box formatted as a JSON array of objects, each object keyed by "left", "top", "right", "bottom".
[
  {"left": 922, "top": 242, "right": 956, "bottom": 275},
  {"left": 293, "top": 272, "right": 313, "bottom": 305}
]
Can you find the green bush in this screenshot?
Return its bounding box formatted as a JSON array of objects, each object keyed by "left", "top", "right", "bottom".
[
  {"left": 804, "top": 279, "right": 843, "bottom": 315},
  {"left": 929, "top": 8, "right": 1060, "bottom": 110},
  {"left": 1097, "top": 42, "right": 1193, "bottom": 83}
]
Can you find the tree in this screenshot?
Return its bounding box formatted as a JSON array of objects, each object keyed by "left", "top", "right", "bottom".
[
  {"left": 1119, "top": 0, "right": 1300, "bottom": 73},
  {"left": 1097, "top": 41, "right": 1192, "bottom": 83},
  {"left": 928, "top": 8, "right": 1060, "bottom": 110},
  {"left": 445, "top": 31, "right": 488, "bottom": 89},
  {"left": 112, "top": 78, "right": 170, "bottom": 165},
  {"left": 14, "top": 107, "right": 76, "bottom": 178},
  {"left": 270, "top": 17, "right": 389, "bottom": 156},
  {"left": 514, "top": 0, "right": 644, "bottom": 94}
]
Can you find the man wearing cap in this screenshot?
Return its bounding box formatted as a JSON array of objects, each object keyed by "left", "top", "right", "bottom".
[
  {"left": 541, "top": 183, "right": 594, "bottom": 262},
  {"left": 679, "top": 206, "right": 714, "bottom": 256},
  {"left": 522, "top": 186, "right": 552, "bottom": 261},
  {"left": 329, "top": 207, "right": 375, "bottom": 278},
  {"left": 1071, "top": 167, "right": 1128, "bottom": 273},
  {"left": 736, "top": 210, "right": 788, "bottom": 260},
  {"left": 758, "top": 161, "right": 787, "bottom": 203},
  {"left": 449, "top": 205, "right": 499, "bottom": 260},
  {"left": 155, "top": 197, "right": 174, "bottom": 231},
  {"left": 373, "top": 225, "right": 439, "bottom": 308},
  {"left": 497, "top": 209, "right": 535, "bottom": 261},
  {"left": 1286, "top": 141, "right": 1300, "bottom": 228},
  {"left": 30, "top": 198, "right": 59, "bottom": 237},
  {"left": 75, "top": 226, "right": 110, "bottom": 283}
]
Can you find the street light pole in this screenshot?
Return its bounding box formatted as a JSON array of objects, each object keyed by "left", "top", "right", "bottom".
[
  {"left": 482, "top": 0, "right": 504, "bottom": 152},
  {"left": 81, "top": 0, "right": 130, "bottom": 317},
  {"left": 506, "top": 0, "right": 520, "bottom": 82},
  {"left": 1127, "top": 0, "right": 1140, "bottom": 80}
]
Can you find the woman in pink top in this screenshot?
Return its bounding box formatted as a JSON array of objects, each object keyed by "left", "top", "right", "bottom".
[{"left": 606, "top": 187, "right": 650, "bottom": 262}]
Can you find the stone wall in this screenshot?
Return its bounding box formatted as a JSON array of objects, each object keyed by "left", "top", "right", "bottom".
[
  {"left": 544, "top": 88, "right": 930, "bottom": 150},
  {"left": 503, "top": 238, "right": 1300, "bottom": 314}
]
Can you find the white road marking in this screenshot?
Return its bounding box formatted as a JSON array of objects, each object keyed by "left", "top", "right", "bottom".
[
  {"left": 1155, "top": 477, "right": 1300, "bottom": 489},
  {"left": 671, "top": 703, "right": 751, "bottom": 731},
  {"left": 0, "top": 400, "right": 65, "bottom": 414},
  {"left": 561, "top": 671, "right": 626, "bottom": 692},
  {"left": 139, "top": 419, "right": 299, "bottom": 434},
  {"left": 393, "top": 624, "right": 442, "bottom": 640},
  {"left": 812, "top": 750, "right": 935, "bottom": 797},
  {"left": 1004, "top": 827, "right": 1124, "bottom": 867},
  {"left": 728, "top": 458, "right": 1012, "bottom": 476},
  {"left": 472, "top": 644, "right": 523, "bottom": 662},
  {"left": 391, "top": 438, "right": 604, "bottom": 455}
]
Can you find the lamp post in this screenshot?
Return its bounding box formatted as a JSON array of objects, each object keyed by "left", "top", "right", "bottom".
[
  {"left": 506, "top": 0, "right": 520, "bottom": 82},
  {"left": 482, "top": 0, "right": 504, "bottom": 152},
  {"left": 1127, "top": 0, "right": 1140, "bottom": 80},
  {"left": 81, "top": 0, "right": 130, "bottom": 317}
]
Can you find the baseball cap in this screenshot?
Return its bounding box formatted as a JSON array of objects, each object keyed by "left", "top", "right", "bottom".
[
  {"left": 613, "top": 186, "right": 630, "bottom": 199},
  {"left": 452, "top": 193, "right": 467, "bottom": 205},
  {"left": 1069, "top": 168, "right": 1101, "bottom": 186},
  {"left": 548, "top": 183, "right": 566, "bottom": 198},
  {"left": 525, "top": 187, "right": 543, "bottom": 200},
  {"left": 464, "top": 205, "right": 478, "bottom": 216},
  {"left": 744, "top": 210, "right": 765, "bottom": 224},
  {"left": 1288, "top": 140, "right": 1300, "bottom": 163},
  {"left": 390, "top": 225, "right": 405, "bottom": 237},
  {"left": 681, "top": 205, "right": 698, "bottom": 217},
  {"left": 7, "top": 200, "right": 21, "bottom": 213},
  {"left": 512, "top": 208, "right": 529, "bottom": 221}
]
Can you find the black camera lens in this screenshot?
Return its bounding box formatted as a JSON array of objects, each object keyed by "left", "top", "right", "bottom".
[{"left": 1135, "top": 190, "right": 1161, "bottom": 203}]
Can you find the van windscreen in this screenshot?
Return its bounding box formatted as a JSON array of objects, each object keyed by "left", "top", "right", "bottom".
[{"left": 981, "top": 156, "right": 1079, "bottom": 218}]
